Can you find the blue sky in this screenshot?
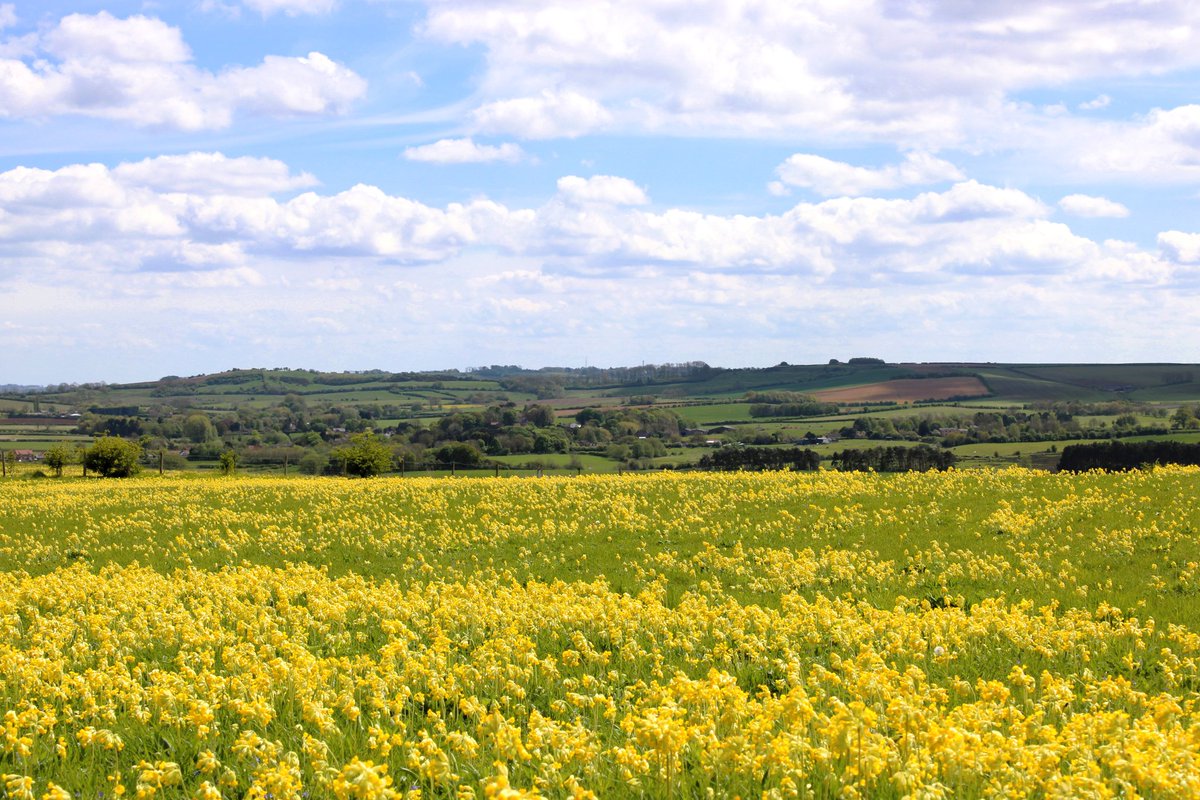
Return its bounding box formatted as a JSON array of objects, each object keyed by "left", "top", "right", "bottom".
[{"left": 2, "top": 0, "right": 1200, "bottom": 383}]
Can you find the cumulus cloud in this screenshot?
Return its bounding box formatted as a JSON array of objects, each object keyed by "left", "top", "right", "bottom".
[
  {"left": 224, "top": 52, "right": 365, "bottom": 117},
  {"left": 1159, "top": 231, "right": 1200, "bottom": 263},
  {"left": 421, "top": 0, "right": 1200, "bottom": 145},
  {"left": 0, "top": 157, "right": 1180, "bottom": 298},
  {"left": 42, "top": 12, "right": 191, "bottom": 63},
  {"left": 774, "top": 152, "right": 964, "bottom": 197},
  {"left": 0, "top": 5, "right": 14, "bottom": 30},
  {"left": 1043, "top": 104, "right": 1200, "bottom": 182},
  {"left": 113, "top": 153, "right": 318, "bottom": 196},
  {"left": 555, "top": 175, "right": 647, "bottom": 206},
  {"left": 472, "top": 89, "right": 612, "bottom": 139},
  {"left": 1058, "top": 194, "right": 1129, "bottom": 218},
  {"left": 7, "top": 154, "right": 1199, "bottom": 380},
  {"left": 403, "top": 138, "right": 525, "bottom": 164},
  {"left": 0, "top": 12, "right": 365, "bottom": 129},
  {"left": 1079, "top": 94, "right": 1111, "bottom": 110}
]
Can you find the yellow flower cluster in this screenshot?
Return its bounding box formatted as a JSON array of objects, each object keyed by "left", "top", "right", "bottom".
[
  {"left": 0, "top": 561, "right": 1197, "bottom": 796},
  {"left": 0, "top": 467, "right": 1198, "bottom": 797}
]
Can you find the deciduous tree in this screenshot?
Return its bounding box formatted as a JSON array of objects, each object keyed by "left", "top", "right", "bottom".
[
  {"left": 335, "top": 431, "right": 393, "bottom": 477},
  {"left": 83, "top": 436, "right": 142, "bottom": 478}
]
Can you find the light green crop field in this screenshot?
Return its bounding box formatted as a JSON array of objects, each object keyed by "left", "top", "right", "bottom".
[
  {"left": 669, "top": 402, "right": 754, "bottom": 425},
  {"left": 3, "top": 468, "right": 1200, "bottom": 798}
]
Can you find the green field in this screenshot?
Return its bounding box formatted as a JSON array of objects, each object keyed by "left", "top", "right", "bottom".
[
  {"left": 3, "top": 469, "right": 1200, "bottom": 797},
  {"left": 487, "top": 453, "right": 620, "bottom": 472}
]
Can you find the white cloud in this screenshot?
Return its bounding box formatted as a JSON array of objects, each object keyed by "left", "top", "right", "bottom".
[
  {"left": 113, "top": 153, "right": 318, "bottom": 196},
  {"left": 1069, "top": 104, "right": 1200, "bottom": 182},
  {"left": 42, "top": 12, "right": 190, "bottom": 64},
  {"left": 774, "top": 152, "right": 964, "bottom": 197},
  {"left": 0, "top": 12, "right": 366, "bottom": 129},
  {"left": 555, "top": 175, "right": 647, "bottom": 206},
  {"left": 224, "top": 52, "right": 365, "bottom": 117},
  {"left": 403, "top": 138, "right": 525, "bottom": 164},
  {"left": 0, "top": 4, "right": 17, "bottom": 30},
  {"left": 472, "top": 89, "right": 612, "bottom": 139},
  {"left": 909, "top": 181, "right": 1049, "bottom": 223},
  {"left": 0, "top": 158, "right": 1183, "bottom": 306},
  {"left": 1058, "top": 194, "right": 1129, "bottom": 218},
  {"left": 1079, "top": 94, "right": 1111, "bottom": 110},
  {"left": 241, "top": 0, "right": 339, "bottom": 16},
  {"left": 1159, "top": 231, "right": 1200, "bottom": 263},
  {"left": 7, "top": 156, "right": 1200, "bottom": 380},
  {"left": 421, "top": 0, "right": 1200, "bottom": 145}
]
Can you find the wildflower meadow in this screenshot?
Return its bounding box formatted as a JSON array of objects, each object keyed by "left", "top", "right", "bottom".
[{"left": 2, "top": 467, "right": 1200, "bottom": 798}]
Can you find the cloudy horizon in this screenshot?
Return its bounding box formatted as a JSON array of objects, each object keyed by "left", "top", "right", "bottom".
[{"left": 3, "top": 1, "right": 1200, "bottom": 384}]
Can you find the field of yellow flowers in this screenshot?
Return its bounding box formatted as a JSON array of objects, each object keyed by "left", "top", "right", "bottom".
[{"left": 2, "top": 467, "right": 1200, "bottom": 798}]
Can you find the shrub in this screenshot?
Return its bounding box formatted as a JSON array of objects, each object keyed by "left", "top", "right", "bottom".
[
  {"left": 83, "top": 436, "right": 142, "bottom": 478},
  {"left": 335, "top": 431, "right": 393, "bottom": 477}
]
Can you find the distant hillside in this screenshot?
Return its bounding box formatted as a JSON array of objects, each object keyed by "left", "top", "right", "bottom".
[
  {"left": 6, "top": 361, "right": 1200, "bottom": 413},
  {"left": 5, "top": 359, "right": 1200, "bottom": 476}
]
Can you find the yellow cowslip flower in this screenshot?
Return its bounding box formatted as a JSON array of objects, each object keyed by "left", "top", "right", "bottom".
[
  {"left": 564, "top": 777, "right": 596, "bottom": 799},
  {"left": 3, "top": 775, "right": 34, "bottom": 800},
  {"left": 244, "top": 755, "right": 303, "bottom": 800},
  {"left": 135, "top": 761, "right": 182, "bottom": 800},
  {"left": 482, "top": 763, "right": 543, "bottom": 800},
  {"left": 193, "top": 782, "right": 222, "bottom": 800},
  {"left": 188, "top": 700, "right": 217, "bottom": 736},
  {"left": 218, "top": 769, "right": 238, "bottom": 792},
  {"left": 331, "top": 758, "right": 395, "bottom": 800},
  {"left": 197, "top": 750, "right": 220, "bottom": 774},
  {"left": 41, "top": 784, "right": 71, "bottom": 800}
]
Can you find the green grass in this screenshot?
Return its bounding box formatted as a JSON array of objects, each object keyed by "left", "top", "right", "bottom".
[
  {"left": 0, "top": 438, "right": 88, "bottom": 450},
  {"left": 488, "top": 453, "right": 620, "bottom": 472},
  {"left": 668, "top": 402, "right": 754, "bottom": 425}
]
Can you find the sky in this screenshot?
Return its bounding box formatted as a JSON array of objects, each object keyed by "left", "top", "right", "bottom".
[{"left": 2, "top": 1, "right": 1200, "bottom": 384}]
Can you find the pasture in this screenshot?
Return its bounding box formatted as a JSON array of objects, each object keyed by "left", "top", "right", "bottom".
[{"left": 2, "top": 468, "right": 1200, "bottom": 797}]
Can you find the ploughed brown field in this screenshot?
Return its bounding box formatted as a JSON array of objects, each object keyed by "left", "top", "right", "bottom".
[{"left": 811, "top": 376, "right": 990, "bottom": 403}]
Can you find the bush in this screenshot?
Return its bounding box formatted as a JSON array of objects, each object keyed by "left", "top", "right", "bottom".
[
  {"left": 298, "top": 452, "right": 330, "bottom": 475},
  {"left": 43, "top": 442, "right": 75, "bottom": 477},
  {"left": 83, "top": 436, "right": 142, "bottom": 478},
  {"left": 334, "top": 431, "right": 393, "bottom": 477},
  {"left": 434, "top": 442, "right": 483, "bottom": 467}
]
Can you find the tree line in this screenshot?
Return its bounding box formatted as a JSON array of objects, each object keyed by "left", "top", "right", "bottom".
[
  {"left": 697, "top": 445, "right": 954, "bottom": 473},
  {"left": 834, "top": 402, "right": 1176, "bottom": 446},
  {"left": 1057, "top": 441, "right": 1200, "bottom": 472},
  {"left": 745, "top": 391, "right": 840, "bottom": 418}
]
